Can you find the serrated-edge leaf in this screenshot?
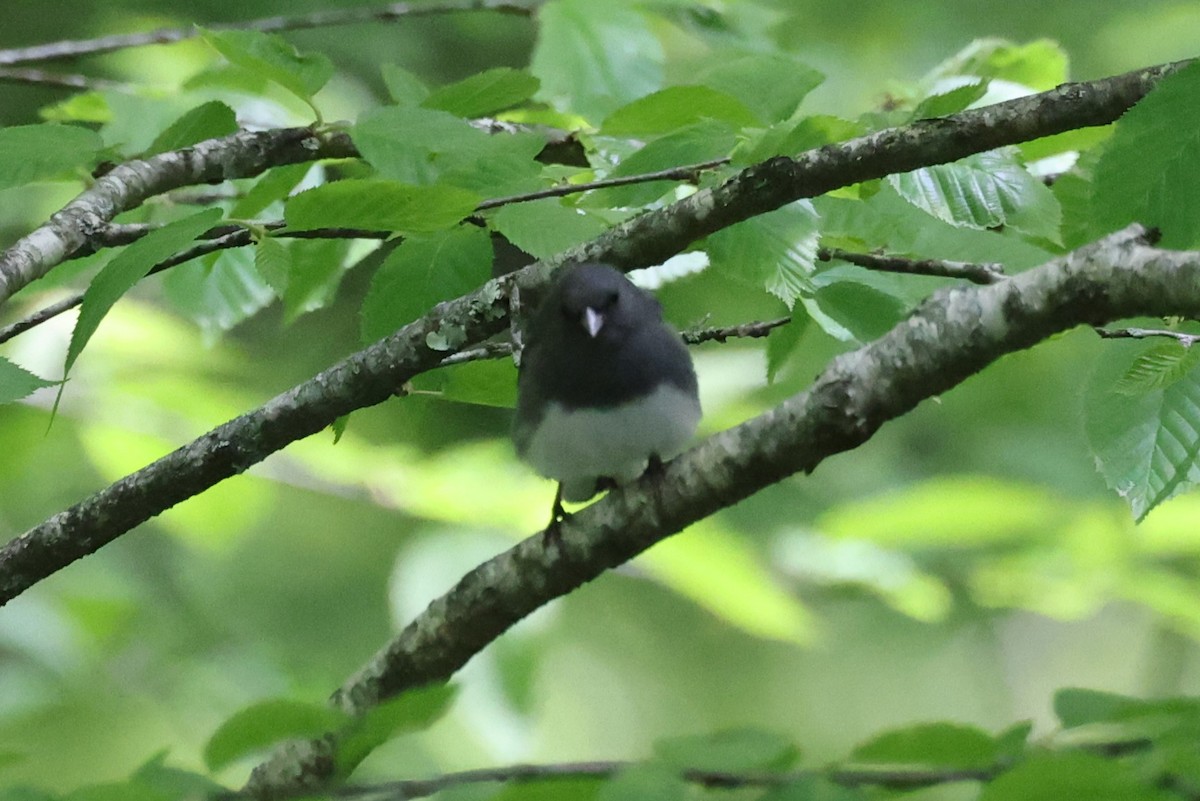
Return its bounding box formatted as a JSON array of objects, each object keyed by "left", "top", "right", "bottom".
[
  {"left": 705, "top": 200, "right": 820, "bottom": 309},
  {"left": 254, "top": 236, "right": 291, "bottom": 296},
  {"left": 1086, "top": 345, "right": 1200, "bottom": 520},
  {"left": 1114, "top": 342, "right": 1200, "bottom": 394},
  {"left": 888, "top": 150, "right": 1060, "bottom": 241},
  {"left": 0, "top": 357, "right": 57, "bottom": 404},
  {"left": 601, "top": 85, "right": 759, "bottom": 136},
  {"left": 66, "top": 209, "right": 223, "bottom": 375},
  {"left": 204, "top": 699, "right": 350, "bottom": 771}
]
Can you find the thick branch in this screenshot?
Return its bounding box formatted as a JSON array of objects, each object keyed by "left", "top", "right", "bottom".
[
  {"left": 0, "top": 127, "right": 357, "bottom": 307},
  {"left": 0, "top": 0, "right": 536, "bottom": 66},
  {"left": 242, "top": 227, "right": 1200, "bottom": 795}
]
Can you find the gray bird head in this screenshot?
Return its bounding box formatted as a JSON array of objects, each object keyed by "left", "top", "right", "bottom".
[{"left": 552, "top": 262, "right": 662, "bottom": 345}]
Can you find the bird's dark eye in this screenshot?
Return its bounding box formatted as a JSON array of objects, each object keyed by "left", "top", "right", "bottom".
[{"left": 603, "top": 290, "right": 619, "bottom": 308}]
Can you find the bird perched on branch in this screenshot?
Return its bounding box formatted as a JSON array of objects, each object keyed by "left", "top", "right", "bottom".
[{"left": 514, "top": 262, "right": 701, "bottom": 532}]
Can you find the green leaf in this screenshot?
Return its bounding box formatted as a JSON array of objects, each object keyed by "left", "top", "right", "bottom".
[
  {"left": 423, "top": 67, "right": 540, "bottom": 118},
  {"left": 280, "top": 238, "right": 352, "bottom": 323},
  {"left": 654, "top": 728, "right": 798, "bottom": 773},
  {"left": 530, "top": 0, "right": 664, "bottom": 122},
  {"left": 851, "top": 722, "right": 999, "bottom": 770},
  {"left": 414, "top": 358, "right": 518, "bottom": 408},
  {"left": 284, "top": 180, "right": 479, "bottom": 234},
  {"left": 1084, "top": 340, "right": 1200, "bottom": 521},
  {"left": 254, "top": 236, "right": 292, "bottom": 297},
  {"left": 699, "top": 53, "right": 823, "bottom": 124},
  {"left": 491, "top": 198, "right": 610, "bottom": 259},
  {"left": 1054, "top": 688, "right": 1144, "bottom": 728},
  {"left": 732, "top": 115, "right": 865, "bottom": 166},
  {"left": 491, "top": 777, "right": 604, "bottom": 801},
  {"left": 232, "top": 162, "right": 312, "bottom": 219},
  {"left": 353, "top": 105, "right": 491, "bottom": 185},
  {"left": 382, "top": 63, "right": 430, "bottom": 106},
  {"left": 1091, "top": 60, "right": 1200, "bottom": 248},
  {"left": 145, "top": 101, "right": 238, "bottom": 156},
  {"left": 359, "top": 227, "right": 491, "bottom": 342},
  {"left": 438, "top": 133, "right": 546, "bottom": 197},
  {"left": 810, "top": 273, "right": 907, "bottom": 343},
  {"left": 817, "top": 476, "right": 1060, "bottom": 549},
  {"left": 758, "top": 777, "right": 865, "bottom": 801},
  {"left": 588, "top": 120, "right": 737, "bottom": 208},
  {"left": 766, "top": 314, "right": 809, "bottom": 384},
  {"left": 601, "top": 85, "right": 758, "bottom": 137},
  {"left": 639, "top": 523, "right": 815, "bottom": 644},
  {"left": 203, "top": 698, "right": 349, "bottom": 772},
  {"left": 200, "top": 28, "right": 333, "bottom": 111},
  {"left": 336, "top": 684, "right": 458, "bottom": 773},
  {"left": 0, "top": 124, "right": 104, "bottom": 189},
  {"left": 929, "top": 38, "right": 1068, "bottom": 90},
  {"left": 163, "top": 247, "right": 275, "bottom": 342},
  {"left": 0, "top": 357, "right": 57, "bottom": 404},
  {"left": 39, "top": 91, "right": 112, "bottom": 124},
  {"left": 66, "top": 209, "right": 223, "bottom": 376},
  {"left": 596, "top": 766, "right": 688, "bottom": 801},
  {"left": 706, "top": 200, "right": 819, "bottom": 308},
  {"left": 888, "top": 149, "right": 1061, "bottom": 241},
  {"left": 912, "top": 80, "right": 988, "bottom": 119},
  {"left": 1113, "top": 341, "right": 1200, "bottom": 394},
  {"left": 979, "top": 752, "right": 1167, "bottom": 801}
]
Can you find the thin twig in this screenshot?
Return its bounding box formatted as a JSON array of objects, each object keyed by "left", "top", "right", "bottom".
[
  {"left": 271, "top": 758, "right": 998, "bottom": 801},
  {"left": 1094, "top": 326, "right": 1200, "bottom": 347},
  {"left": 818, "top": 246, "right": 1006, "bottom": 285},
  {"left": 0, "top": 67, "right": 135, "bottom": 92},
  {"left": 683, "top": 316, "right": 791, "bottom": 344},
  {"left": 0, "top": 0, "right": 538, "bottom": 67},
  {"left": 475, "top": 157, "right": 731, "bottom": 210}
]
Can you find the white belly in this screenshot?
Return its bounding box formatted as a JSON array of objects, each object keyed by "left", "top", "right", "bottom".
[{"left": 523, "top": 384, "right": 701, "bottom": 502}]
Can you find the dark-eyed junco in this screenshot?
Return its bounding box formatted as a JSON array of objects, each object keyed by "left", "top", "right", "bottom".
[{"left": 513, "top": 262, "right": 702, "bottom": 529}]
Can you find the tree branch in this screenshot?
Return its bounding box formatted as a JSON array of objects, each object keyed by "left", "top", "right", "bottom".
[
  {"left": 1095, "top": 326, "right": 1200, "bottom": 347},
  {"left": 818, "top": 246, "right": 1006, "bottom": 285},
  {"left": 0, "top": 0, "right": 537, "bottom": 67},
  {"left": 0, "top": 127, "right": 357, "bottom": 308},
  {"left": 317, "top": 759, "right": 996, "bottom": 800},
  {"left": 0, "top": 67, "right": 135, "bottom": 91},
  {"left": 238, "top": 226, "right": 1200, "bottom": 796}
]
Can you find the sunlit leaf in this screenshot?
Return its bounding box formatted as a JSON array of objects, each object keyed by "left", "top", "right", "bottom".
[
  {"left": 929, "top": 38, "right": 1068, "bottom": 90},
  {"left": 640, "top": 522, "right": 815, "bottom": 643},
  {"left": 163, "top": 246, "right": 276, "bottom": 342}
]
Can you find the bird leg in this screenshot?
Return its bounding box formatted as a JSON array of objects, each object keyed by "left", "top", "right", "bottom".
[{"left": 544, "top": 483, "right": 569, "bottom": 549}]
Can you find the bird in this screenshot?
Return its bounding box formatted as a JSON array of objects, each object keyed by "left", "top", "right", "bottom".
[{"left": 513, "top": 262, "right": 701, "bottom": 531}]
